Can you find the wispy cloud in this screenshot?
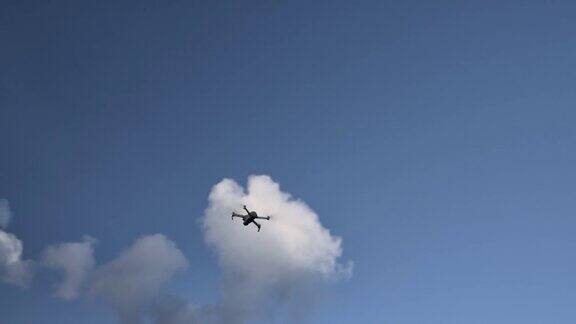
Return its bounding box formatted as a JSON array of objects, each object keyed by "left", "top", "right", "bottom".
[
  {"left": 42, "top": 236, "right": 97, "bottom": 300},
  {"left": 89, "top": 234, "right": 189, "bottom": 324}
]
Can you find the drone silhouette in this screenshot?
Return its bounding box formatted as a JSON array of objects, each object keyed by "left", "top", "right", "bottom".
[{"left": 231, "top": 205, "right": 271, "bottom": 232}]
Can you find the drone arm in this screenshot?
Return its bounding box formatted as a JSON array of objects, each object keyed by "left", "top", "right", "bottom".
[
  {"left": 243, "top": 205, "right": 250, "bottom": 213},
  {"left": 255, "top": 216, "right": 270, "bottom": 220},
  {"left": 231, "top": 212, "right": 246, "bottom": 219}
]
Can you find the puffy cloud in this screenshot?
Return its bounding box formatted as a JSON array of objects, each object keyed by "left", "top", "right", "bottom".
[
  {"left": 89, "top": 234, "right": 188, "bottom": 324},
  {"left": 0, "top": 199, "right": 12, "bottom": 228},
  {"left": 0, "top": 200, "right": 33, "bottom": 288},
  {"left": 203, "top": 175, "right": 352, "bottom": 322},
  {"left": 42, "top": 236, "right": 97, "bottom": 300},
  {"left": 0, "top": 229, "right": 34, "bottom": 288},
  {"left": 0, "top": 178, "right": 352, "bottom": 323}
]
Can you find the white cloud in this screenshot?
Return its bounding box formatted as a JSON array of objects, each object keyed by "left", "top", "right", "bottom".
[
  {"left": 0, "top": 200, "right": 33, "bottom": 288},
  {"left": 203, "top": 175, "right": 352, "bottom": 321},
  {"left": 0, "top": 199, "right": 12, "bottom": 229},
  {"left": 0, "top": 229, "right": 34, "bottom": 288},
  {"left": 42, "top": 236, "right": 97, "bottom": 300},
  {"left": 0, "top": 178, "right": 352, "bottom": 323},
  {"left": 89, "top": 234, "right": 188, "bottom": 324}
]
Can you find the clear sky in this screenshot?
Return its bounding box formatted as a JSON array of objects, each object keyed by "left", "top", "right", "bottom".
[{"left": 1, "top": 0, "right": 576, "bottom": 323}]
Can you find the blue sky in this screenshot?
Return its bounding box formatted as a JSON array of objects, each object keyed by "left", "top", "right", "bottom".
[{"left": 1, "top": 0, "right": 576, "bottom": 323}]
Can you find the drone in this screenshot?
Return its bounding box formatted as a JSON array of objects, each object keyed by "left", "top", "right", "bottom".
[{"left": 231, "top": 205, "right": 271, "bottom": 232}]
